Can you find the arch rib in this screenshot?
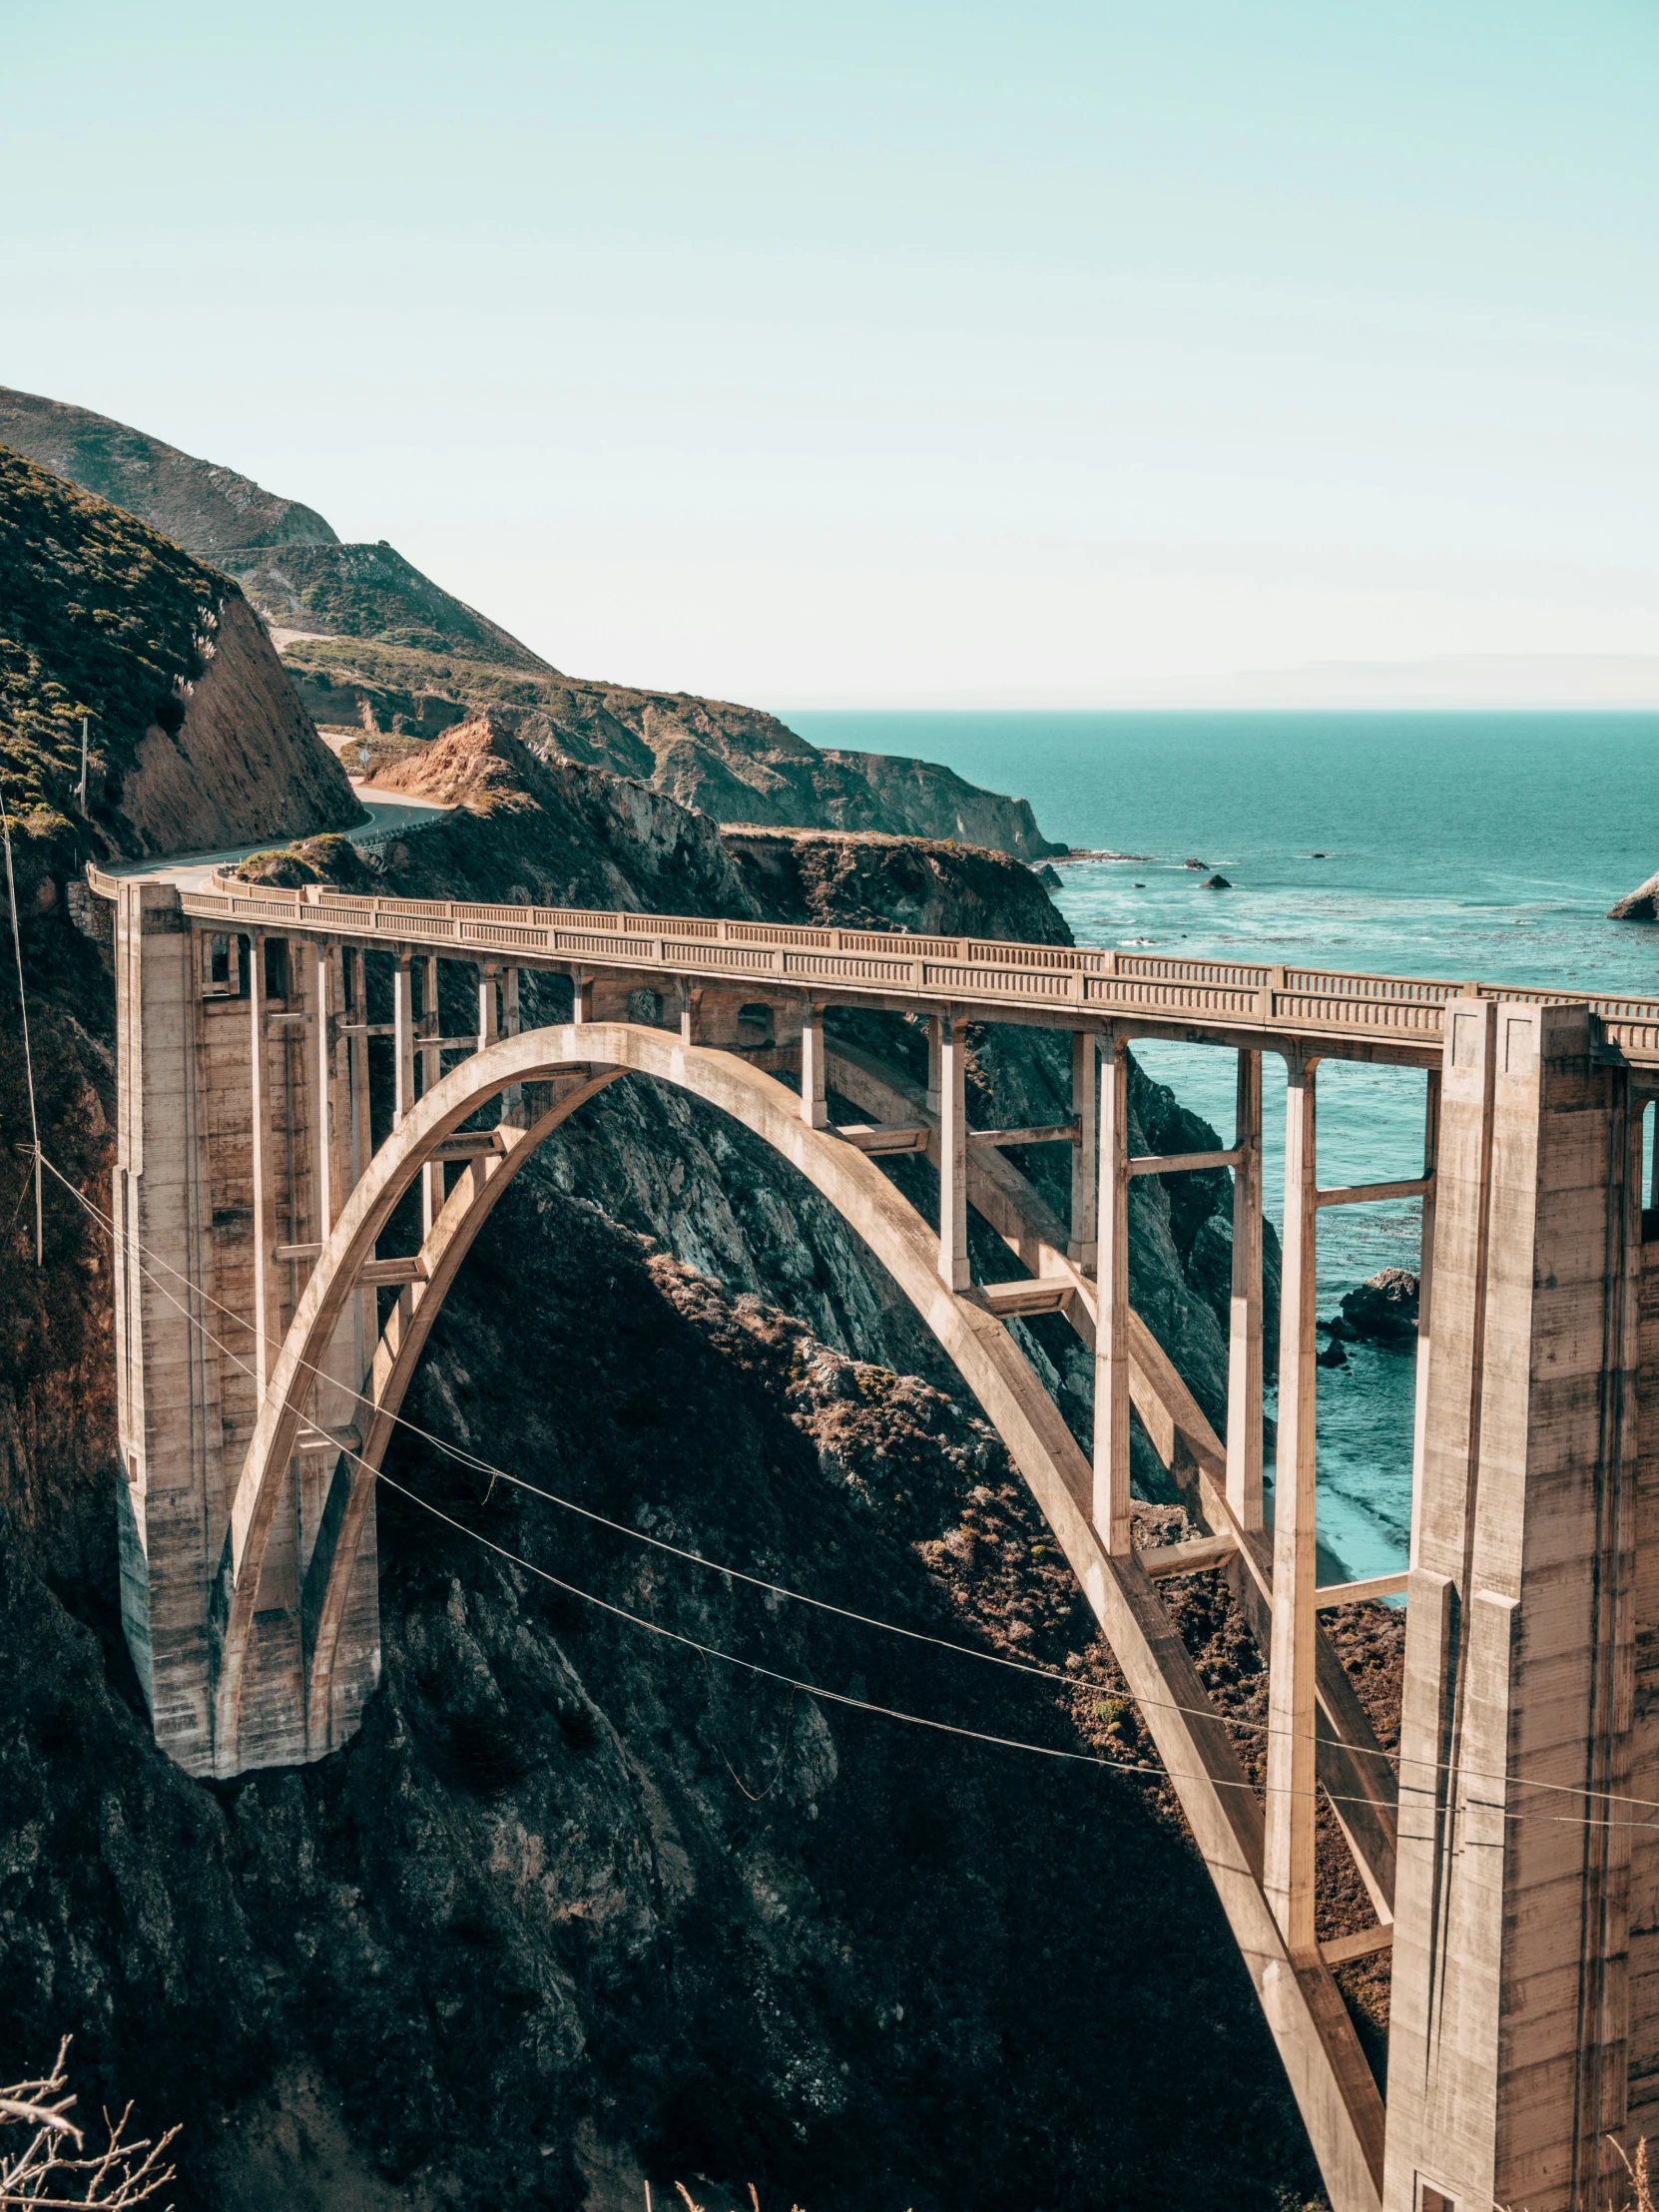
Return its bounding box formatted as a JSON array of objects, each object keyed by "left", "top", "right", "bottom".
[{"left": 227, "top": 1021, "right": 1383, "bottom": 2210}]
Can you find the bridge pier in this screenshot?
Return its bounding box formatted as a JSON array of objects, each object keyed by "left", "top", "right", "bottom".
[
  {"left": 1385, "top": 1000, "right": 1645, "bottom": 2212},
  {"left": 112, "top": 887, "right": 379, "bottom": 1777}
]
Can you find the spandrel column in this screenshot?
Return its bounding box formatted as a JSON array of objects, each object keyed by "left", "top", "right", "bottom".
[
  {"left": 1093, "top": 1028, "right": 1131, "bottom": 1556},
  {"left": 1227, "top": 1048, "right": 1265, "bottom": 1530},
  {"left": 1069, "top": 1029, "right": 1099, "bottom": 1273},
  {"left": 937, "top": 1016, "right": 969, "bottom": 1291},
  {"left": 1264, "top": 1051, "right": 1319, "bottom": 1954}
]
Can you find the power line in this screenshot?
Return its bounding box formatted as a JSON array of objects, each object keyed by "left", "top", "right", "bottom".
[{"left": 45, "top": 1153, "right": 1659, "bottom": 1839}]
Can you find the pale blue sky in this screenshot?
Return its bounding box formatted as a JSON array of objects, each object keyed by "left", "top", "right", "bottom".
[{"left": 3, "top": 0, "right": 1655, "bottom": 704}]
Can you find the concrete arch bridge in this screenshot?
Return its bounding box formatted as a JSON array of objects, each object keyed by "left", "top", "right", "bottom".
[{"left": 91, "top": 862, "right": 1659, "bottom": 2212}]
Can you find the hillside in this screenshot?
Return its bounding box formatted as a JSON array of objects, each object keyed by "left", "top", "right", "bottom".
[
  {"left": 0, "top": 446, "right": 360, "bottom": 862},
  {"left": 0, "top": 386, "right": 336, "bottom": 557},
  {"left": 230, "top": 542, "right": 552, "bottom": 668},
  {"left": 286, "top": 634, "right": 1064, "bottom": 858},
  {"left": 4, "top": 387, "right": 1065, "bottom": 858}
]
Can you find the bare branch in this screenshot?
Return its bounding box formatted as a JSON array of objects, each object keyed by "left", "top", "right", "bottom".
[{"left": 0, "top": 2039, "right": 178, "bottom": 2210}]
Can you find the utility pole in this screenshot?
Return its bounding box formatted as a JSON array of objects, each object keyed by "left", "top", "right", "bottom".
[{"left": 78, "top": 716, "right": 89, "bottom": 814}]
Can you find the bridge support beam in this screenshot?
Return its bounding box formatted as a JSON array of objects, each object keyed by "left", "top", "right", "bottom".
[
  {"left": 1266, "top": 1053, "right": 1320, "bottom": 1953},
  {"left": 1069, "top": 1029, "right": 1098, "bottom": 1273},
  {"left": 1227, "top": 1048, "right": 1265, "bottom": 1531},
  {"left": 937, "top": 1016, "right": 970, "bottom": 1291},
  {"left": 1094, "top": 1030, "right": 1131, "bottom": 1555}
]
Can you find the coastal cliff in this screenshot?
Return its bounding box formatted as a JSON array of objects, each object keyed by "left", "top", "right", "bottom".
[
  {"left": 0, "top": 448, "right": 360, "bottom": 863},
  {"left": 0, "top": 387, "right": 1062, "bottom": 861}
]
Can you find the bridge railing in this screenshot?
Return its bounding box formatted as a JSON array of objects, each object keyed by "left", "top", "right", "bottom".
[{"left": 83, "top": 864, "right": 1659, "bottom": 1065}]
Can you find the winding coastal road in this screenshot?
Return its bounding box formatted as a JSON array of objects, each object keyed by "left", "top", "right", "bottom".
[{"left": 104, "top": 785, "right": 452, "bottom": 890}]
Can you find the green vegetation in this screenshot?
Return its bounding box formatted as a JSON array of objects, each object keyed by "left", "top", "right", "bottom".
[
  {"left": 226, "top": 543, "right": 547, "bottom": 669},
  {"left": 232, "top": 833, "right": 374, "bottom": 889},
  {"left": 284, "top": 633, "right": 579, "bottom": 715},
  {"left": 0, "top": 445, "right": 229, "bottom": 860}
]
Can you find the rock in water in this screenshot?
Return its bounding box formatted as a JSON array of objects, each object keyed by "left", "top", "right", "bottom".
[
  {"left": 1036, "top": 862, "right": 1063, "bottom": 887},
  {"left": 1340, "top": 1267, "right": 1419, "bottom": 1343},
  {"left": 1609, "top": 870, "right": 1659, "bottom": 920},
  {"left": 1200, "top": 873, "right": 1232, "bottom": 889},
  {"left": 1182, "top": 855, "right": 1207, "bottom": 868}
]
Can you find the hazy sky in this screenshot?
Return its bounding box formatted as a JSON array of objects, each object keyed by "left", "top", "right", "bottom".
[{"left": 4, "top": 0, "right": 1655, "bottom": 705}]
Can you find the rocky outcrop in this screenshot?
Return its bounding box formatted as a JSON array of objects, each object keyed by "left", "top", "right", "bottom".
[
  {"left": 360, "top": 718, "right": 758, "bottom": 917},
  {"left": 115, "top": 594, "right": 364, "bottom": 855},
  {"left": 0, "top": 386, "right": 336, "bottom": 556},
  {"left": 1610, "top": 871, "right": 1659, "bottom": 920},
  {"left": 815, "top": 748, "right": 1062, "bottom": 859},
  {"left": 1324, "top": 1267, "right": 1419, "bottom": 1346},
  {"left": 721, "top": 827, "right": 1069, "bottom": 942},
  {"left": 0, "top": 447, "right": 359, "bottom": 868}
]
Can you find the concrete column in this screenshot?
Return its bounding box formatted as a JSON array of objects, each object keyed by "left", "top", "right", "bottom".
[
  {"left": 250, "top": 933, "right": 276, "bottom": 1399},
  {"left": 345, "top": 947, "right": 369, "bottom": 1195},
  {"left": 1408, "top": 1068, "right": 1440, "bottom": 1557},
  {"left": 420, "top": 955, "right": 443, "bottom": 1233},
  {"left": 1384, "top": 1002, "right": 1642, "bottom": 2212},
  {"left": 925, "top": 1016, "right": 943, "bottom": 1122},
  {"left": 502, "top": 966, "right": 524, "bottom": 1127},
  {"left": 801, "top": 1001, "right": 829, "bottom": 1130},
  {"left": 419, "top": 956, "right": 441, "bottom": 1093},
  {"left": 477, "top": 963, "right": 499, "bottom": 1047},
  {"left": 572, "top": 971, "right": 594, "bottom": 1023},
  {"left": 112, "top": 882, "right": 223, "bottom": 1775},
  {"left": 1227, "top": 1048, "right": 1266, "bottom": 1531},
  {"left": 1094, "top": 1029, "right": 1131, "bottom": 1555},
  {"left": 1069, "top": 1029, "right": 1098, "bottom": 1272},
  {"left": 1265, "top": 1052, "right": 1319, "bottom": 1955},
  {"left": 311, "top": 942, "right": 335, "bottom": 1240},
  {"left": 937, "top": 1016, "right": 970, "bottom": 1292},
  {"left": 393, "top": 954, "right": 414, "bottom": 1125}
]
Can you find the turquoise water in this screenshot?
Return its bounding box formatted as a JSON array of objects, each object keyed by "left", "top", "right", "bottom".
[{"left": 789, "top": 712, "right": 1659, "bottom": 1578}]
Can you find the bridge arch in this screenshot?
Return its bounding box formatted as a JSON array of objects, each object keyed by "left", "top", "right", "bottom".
[{"left": 220, "top": 1017, "right": 1382, "bottom": 2206}]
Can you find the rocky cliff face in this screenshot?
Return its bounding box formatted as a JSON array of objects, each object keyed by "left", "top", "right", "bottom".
[
  {"left": 814, "top": 749, "right": 1059, "bottom": 860},
  {"left": 290, "top": 641, "right": 1065, "bottom": 859},
  {"left": 0, "top": 448, "right": 360, "bottom": 865}
]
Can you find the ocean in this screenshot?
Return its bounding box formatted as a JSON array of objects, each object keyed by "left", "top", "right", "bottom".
[{"left": 788, "top": 711, "right": 1659, "bottom": 1581}]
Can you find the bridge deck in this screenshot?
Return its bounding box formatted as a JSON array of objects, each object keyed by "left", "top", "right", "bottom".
[{"left": 88, "top": 864, "right": 1659, "bottom": 1070}]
